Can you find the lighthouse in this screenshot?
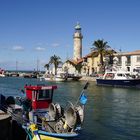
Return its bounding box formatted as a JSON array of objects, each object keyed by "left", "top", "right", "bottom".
[{"left": 73, "top": 22, "right": 83, "bottom": 61}]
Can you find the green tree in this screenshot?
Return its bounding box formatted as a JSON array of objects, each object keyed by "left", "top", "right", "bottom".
[
  {"left": 75, "top": 63, "right": 83, "bottom": 74},
  {"left": 105, "top": 49, "right": 115, "bottom": 65},
  {"left": 44, "top": 63, "right": 50, "bottom": 71},
  {"left": 91, "top": 39, "right": 110, "bottom": 72},
  {"left": 49, "top": 55, "right": 62, "bottom": 75}
]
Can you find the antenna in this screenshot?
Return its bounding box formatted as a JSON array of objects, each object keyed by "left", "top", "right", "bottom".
[
  {"left": 37, "top": 58, "right": 40, "bottom": 72},
  {"left": 66, "top": 52, "right": 69, "bottom": 60},
  {"left": 119, "top": 47, "right": 122, "bottom": 52},
  {"left": 16, "top": 60, "right": 18, "bottom": 71}
]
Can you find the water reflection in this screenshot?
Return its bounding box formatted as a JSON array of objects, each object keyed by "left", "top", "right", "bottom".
[{"left": 0, "top": 78, "right": 140, "bottom": 139}]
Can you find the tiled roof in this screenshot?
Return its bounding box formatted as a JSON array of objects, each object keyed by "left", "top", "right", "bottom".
[
  {"left": 65, "top": 49, "right": 116, "bottom": 64},
  {"left": 84, "top": 51, "right": 98, "bottom": 58},
  {"left": 66, "top": 59, "right": 83, "bottom": 65},
  {"left": 84, "top": 49, "right": 116, "bottom": 58},
  {"left": 115, "top": 50, "right": 140, "bottom": 56}
]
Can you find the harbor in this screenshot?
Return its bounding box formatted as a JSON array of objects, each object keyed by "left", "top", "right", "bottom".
[
  {"left": 0, "top": 77, "right": 140, "bottom": 140},
  {"left": 1, "top": 0, "right": 140, "bottom": 139}
]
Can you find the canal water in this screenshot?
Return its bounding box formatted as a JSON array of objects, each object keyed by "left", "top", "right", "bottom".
[{"left": 0, "top": 77, "right": 140, "bottom": 140}]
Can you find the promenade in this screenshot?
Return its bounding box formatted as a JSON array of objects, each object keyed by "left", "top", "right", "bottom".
[{"left": 80, "top": 76, "right": 96, "bottom": 82}]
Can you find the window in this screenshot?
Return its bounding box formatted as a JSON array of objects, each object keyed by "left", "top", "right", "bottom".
[
  {"left": 38, "top": 90, "right": 51, "bottom": 100},
  {"left": 109, "top": 56, "right": 113, "bottom": 65},
  {"left": 83, "top": 58, "right": 87, "bottom": 62},
  {"left": 32, "top": 91, "right": 37, "bottom": 101},
  {"left": 126, "top": 56, "right": 131, "bottom": 64},
  {"left": 117, "top": 74, "right": 125, "bottom": 77},
  {"left": 137, "top": 56, "right": 140, "bottom": 62},
  {"left": 127, "top": 67, "right": 130, "bottom": 71},
  {"left": 117, "top": 74, "right": 122, "bottom": 77},
  {"left": 117, "top": 56, "right": 122, "bottom": 65},
  {"left": 105, "top": 73, "right": 114, "bottom": 79}
]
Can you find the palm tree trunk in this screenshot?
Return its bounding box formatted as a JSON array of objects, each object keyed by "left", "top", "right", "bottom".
[
  {"left": 54, "top": 65, "right": 57, "bottom": 75},
  {"left": 100, "top": 53, "right": 105, "bottom": 73},
  {"left": 100, "top": 53, "right": 104, "bottom": 66}
]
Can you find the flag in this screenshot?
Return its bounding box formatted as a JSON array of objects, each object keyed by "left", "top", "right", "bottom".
[{"left": 80, "top": 93, "right": 87, "bottom": 105}]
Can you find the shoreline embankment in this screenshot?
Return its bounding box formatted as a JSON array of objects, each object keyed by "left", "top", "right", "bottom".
[
  {"left": 80, "top": 76, "right": 96, "bottom": 82},
  {"left": 0, "top": 110, "right": 26, "bottom": 140}
]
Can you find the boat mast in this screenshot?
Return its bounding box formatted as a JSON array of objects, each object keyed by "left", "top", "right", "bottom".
[
  {"left": 16, "top": 60, "right": 18, "bottom": 72},
  {"left": 37, "top": 58, "right": 40, "bottom": 72}
]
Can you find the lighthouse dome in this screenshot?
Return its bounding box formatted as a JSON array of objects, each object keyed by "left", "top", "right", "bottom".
[{"left": 75, "top": 22, "right": 81, "bottom": 30}]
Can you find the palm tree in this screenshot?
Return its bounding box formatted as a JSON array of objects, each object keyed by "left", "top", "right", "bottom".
[
  {"left": 91, "top": 39, "right": 110, "bottom": 72},
  {"left": 74, "top": 63, "right": 83, "bottom": 74},
  {"left": 49, "top": 55, "right": 62, "bottom": 75},
  {"left": 105, "top": 49, "right": 116, "bottom": 65},
  {"left": 44, "top": 63, "right": 50, "bottom": 72}
]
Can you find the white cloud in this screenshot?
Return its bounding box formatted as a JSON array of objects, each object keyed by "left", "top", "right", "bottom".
[
  {"left": 12, "top": 46, "right": 24, "bottom": 51},
  {"left": 35, "top": 47, "right": 46, "bottom": 51},
  {"left": 51, "top": 43, "right": 60, "bottom": 47}
]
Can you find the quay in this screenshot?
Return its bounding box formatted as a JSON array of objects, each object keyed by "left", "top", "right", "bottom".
[
  {"left": 0, "top": 110, "right": 11, "bottom": 140},
  {"left": 4, "top": 71, "right": 44, "bottom": 78},
  {"left": 0, "top": 110, "right": 26, "bottom": 140},
  {"left": 80, "top": 76, "right": 96, "bottom": 82},
  {"left": 3, "top": 70, "right": 97, "bottom": 82}
]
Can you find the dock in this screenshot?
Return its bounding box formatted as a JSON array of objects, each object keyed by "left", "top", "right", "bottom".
[
  {"left": 0, "top": 110, "right": 26, "bottom": 140},
  {"left": 0, "top": 110, "right": 11, "bottom": 140}
]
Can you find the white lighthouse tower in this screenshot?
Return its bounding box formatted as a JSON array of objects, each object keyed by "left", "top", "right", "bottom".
[{"left": 73, "top": 22, "right": 83, "bottom": 61}]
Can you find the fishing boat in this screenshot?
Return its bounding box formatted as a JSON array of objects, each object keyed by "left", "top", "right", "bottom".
[
  {"left": 96, "top": 71, "right": 140, "bottom": 87},
  {"left": 44, "top": 73, "right": 82, "bottom": 82},
  {"left": 0, "top": 73, "right": 5, "bottom": 77},
  {"left": 0, "top": 68, "right": 5, "bottom": 77},
  {"left": 23, "top": 124, "right": 64, "bottom": 140},
  {"left": 22, "top": 83, "right": 88, "bottom": 139},
  {"left": 44, "top": 73, "right": 67, "bottom": 82},
  {"left": 0, "top": 82, "right": 88, "bottom": 140},
  {"left": 65, "top": 73, "right": 82, "bottom": 81}
]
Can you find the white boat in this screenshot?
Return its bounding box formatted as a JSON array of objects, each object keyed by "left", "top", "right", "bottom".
[
  {"left": 67, "top": 74, "right": 82, "bottom": 81},
  {"left": 96, "top": 71, "right": 140, "bottom": 87},
  {"left": 0, "top": 69, "right": 5, "bottom": 77},
  {"left": 0, "top": 74, "right": 5, "bottom": 77},
  {"left": 54, "top": 74, "right": 67, "bottom": 81},
  {"left": 44, "top": 73, "right": 67, "bottom": 82}
]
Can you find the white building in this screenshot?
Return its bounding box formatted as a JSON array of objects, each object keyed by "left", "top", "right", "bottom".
[{"left": 114, "top": 50, "right": 140, "bottom": 74}]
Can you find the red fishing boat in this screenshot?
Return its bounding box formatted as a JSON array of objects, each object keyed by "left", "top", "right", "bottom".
[
  {"left": 24, "top": 84, "right": 57, "bottom": 110},
  {"left": 0, "top": 83, "right": 88, "bottom": 140}
]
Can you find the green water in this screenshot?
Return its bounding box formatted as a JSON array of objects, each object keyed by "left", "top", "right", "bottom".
[{"left": 0, "top": 77, "right": 140, "bottom": 140}]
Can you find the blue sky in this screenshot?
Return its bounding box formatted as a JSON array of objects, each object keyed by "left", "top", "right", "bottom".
[{"left": 0, "top": 0, "right": 140, "bottom": 70}]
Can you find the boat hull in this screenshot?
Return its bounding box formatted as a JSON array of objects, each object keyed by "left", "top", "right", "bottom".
[
  {"left": 33, "top": 135, "right": 63, "bottom": 140},
  {"left": 38, "top": 130, "right": 78, "bottom": 138},
  {"left": 22, "top": 124, "right": 78, "bottom": 140},
  {"left": 96, "top": 79, "right": 140, "bottom": 87},
  {"left": 0, "top": 74, "right": 5, "bottom": 77},
  {"left": 44, "top": 77, "right": 66, "bottom": 82}
]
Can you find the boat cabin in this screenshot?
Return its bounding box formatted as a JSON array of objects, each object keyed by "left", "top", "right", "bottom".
[
  {"left": 24, "top": 85, "right": 57, "bottom": 110},
  {"left": 103, "top": 71, "right": 132, "bottom": 80}
]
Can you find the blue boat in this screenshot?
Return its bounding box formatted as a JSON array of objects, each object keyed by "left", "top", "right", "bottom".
[{"left": 96, "top": 71, "right": 140, "bottom": 87}]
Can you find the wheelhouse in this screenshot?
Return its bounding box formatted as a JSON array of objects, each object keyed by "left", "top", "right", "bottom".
[{"left": 24, "top": 85, "right": 57, "bottom": 110}]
